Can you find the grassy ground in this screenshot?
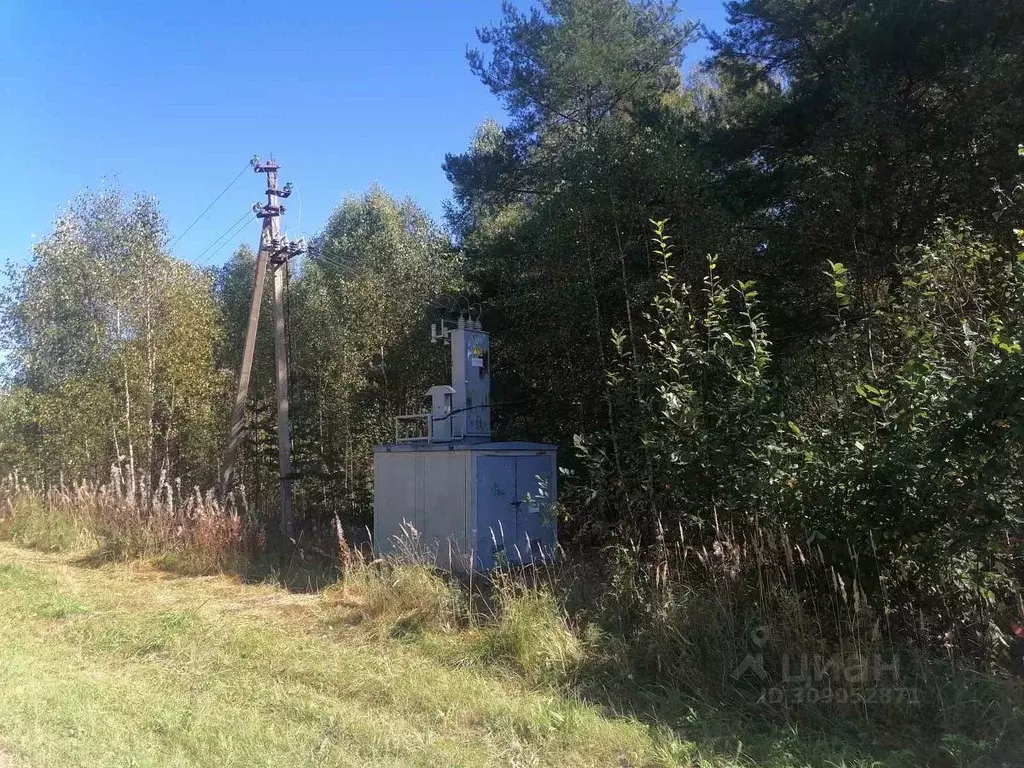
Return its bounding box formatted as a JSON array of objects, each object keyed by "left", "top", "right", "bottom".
[{"left": 0, "top": 541, "right": 1012, "bottom": 767}]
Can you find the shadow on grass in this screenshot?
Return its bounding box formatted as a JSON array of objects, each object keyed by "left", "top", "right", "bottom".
[
  {"left": 236, "top": 555, "right": 340, "bottom": 594},
  {"left": 66, "top": 537, "right": 341, "bottom": 593},
  {"left": 69, "top": 548, "right": 124, "bottom": 570},
  {"left": 56, "top": 540, "right": 1021, "bottom": 767},
  {"left": 566, "top": 649, "right": 1022, "bottom": 768}
]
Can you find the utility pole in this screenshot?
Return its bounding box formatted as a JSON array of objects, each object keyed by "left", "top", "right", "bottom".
[{"left": 220, "top": 157, "right": 303, "bottom": 540}]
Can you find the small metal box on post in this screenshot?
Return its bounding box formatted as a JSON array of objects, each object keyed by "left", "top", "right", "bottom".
[{"left": 374, "top": 314, "right": 558, "bottom": 571}]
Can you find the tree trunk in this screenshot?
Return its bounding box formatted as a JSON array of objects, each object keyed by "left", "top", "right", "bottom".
[
  {"left": 144, "top": 258, "right": 156, "bottom": 487},
  {"left": 116, "top": 306, "right": 137, "bottom": 498}
]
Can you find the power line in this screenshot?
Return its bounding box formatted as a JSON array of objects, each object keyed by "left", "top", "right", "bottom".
[
  {"left": 200, "top": 214, "right": 258, "bottom": 265},
  {"left": 202, "top": 216, "right": 258, "bottom": 265},
  {"left": 303, "top": 244, "right": 364, "bottom": 278},
  {"left": 306, "top": 250, "right": 360, "bottom": 278},
  {"left": 193, "top": 211, "right": 253, "bottom": 264},
  {"left": 308, "top": 253, "right": 346, "bottom": 271},
  {"left": 169, "top": 156, "right": 257, "bottom": 251},
  {"left": 193, "top": 210, "right": 257, "bottom": 265}
]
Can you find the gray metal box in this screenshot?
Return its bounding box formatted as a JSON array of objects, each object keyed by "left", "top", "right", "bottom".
[{"left": 373, "top": 441, "right": 557, "bottom": 570}]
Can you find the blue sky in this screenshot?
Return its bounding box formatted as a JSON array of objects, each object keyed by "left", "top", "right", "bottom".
[{"left": 1, "top": 0, "right": 727, "bottom": 268}]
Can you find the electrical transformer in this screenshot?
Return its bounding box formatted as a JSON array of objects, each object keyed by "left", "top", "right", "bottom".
[{"left": 373, "top": 316, "right": 558, "bottom": 570}]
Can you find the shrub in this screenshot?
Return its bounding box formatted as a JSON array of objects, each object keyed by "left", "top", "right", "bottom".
[
  {"left": 472, "top": 581, "right": 583, "bottom": 684},
  {"left": 338, "top": 561, "right": 467, "bottom": 636},
  {"left": 574, "top": 218, "right": 1024, "bottom": 664},
  {"left": 571, "top": 523, "right": 1024, "bottom": 761}
]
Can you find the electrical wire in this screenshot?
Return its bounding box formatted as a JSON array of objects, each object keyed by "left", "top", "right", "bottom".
[
  {"left": 307, "top": 252, "right": 358, "bottom": 279},
  {"left": 193, "top": 211, "right": 258, "bottom": 265},
  {"left": 169, "top": 158, "right": 254, "bottom": 251},
  {"left": 311, "top": 254, "right": 347, "bottom": 271},
  {"left": 202, "top": 214, "right": 258, "bottom": 265},
  {"left": 192, "top": 210, "right": 255, "bottom": 264}
]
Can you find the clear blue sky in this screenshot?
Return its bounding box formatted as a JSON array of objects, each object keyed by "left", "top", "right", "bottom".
[{"left": 1, "top": 0, "right": 727, "bottom": 268}]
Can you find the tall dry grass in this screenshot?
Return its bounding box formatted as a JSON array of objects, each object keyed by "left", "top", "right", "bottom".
[
  {"left": 350, "top": 521, "right": 1023, "bottom": 763},
  {"left": 0, "top": 468, "right": 249, "bottom": 573},
  {"left": 539, "top": 522, "right": 1024, "bottom": 760},
  {"left": 2, "top": 471, "right": 1021, "bottom": 760}
]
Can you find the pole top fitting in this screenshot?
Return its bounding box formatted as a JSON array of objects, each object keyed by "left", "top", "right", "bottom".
[{"left": 254, "top": 203, "right": 285, "bottom": 218}]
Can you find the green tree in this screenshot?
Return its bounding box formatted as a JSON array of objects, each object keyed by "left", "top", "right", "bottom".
[
  {"left": 1, "top": 189, "right": 227, "bottom": 488},
  {"left": 706, "top": 0, "right": 1024, "bottom": 326},
  {"left": 287, "top": 187, "right": 463, "bottom": 521},
  {"left": 445, "top": 0, "right": 702, "bottom": 461}
]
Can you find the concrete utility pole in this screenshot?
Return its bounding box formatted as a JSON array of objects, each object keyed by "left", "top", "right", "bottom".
[{"left": 220, "top": 158, "right": 303, "bottom": 540}]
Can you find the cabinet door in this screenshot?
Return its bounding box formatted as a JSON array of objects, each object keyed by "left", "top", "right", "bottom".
[
  {"left": 475, "top": 455, "right": 518, "bottom": 568},
  {"left": 373, "top": 452, "right": 423, "bottom": 556},
  {"left": 421, "top": 453, "right": 467, "bottom": 566},
  {"left": 514, "top": 454, "right": 555, "bottom": 562}
]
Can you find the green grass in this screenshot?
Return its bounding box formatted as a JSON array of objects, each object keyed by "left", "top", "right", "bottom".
[
  {"left": 0, "top": 542, "right": 1015, "bottom": 767},
  {"left": 0, "top": 545, "right": 663, "bottom": 767},
  {"left": 0, "top": 497, "right": 97, "bottom": 553}
]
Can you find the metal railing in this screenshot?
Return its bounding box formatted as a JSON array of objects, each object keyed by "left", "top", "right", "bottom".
[{"left": 394, "top": 413, "right": 431, "bottom": 443}]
